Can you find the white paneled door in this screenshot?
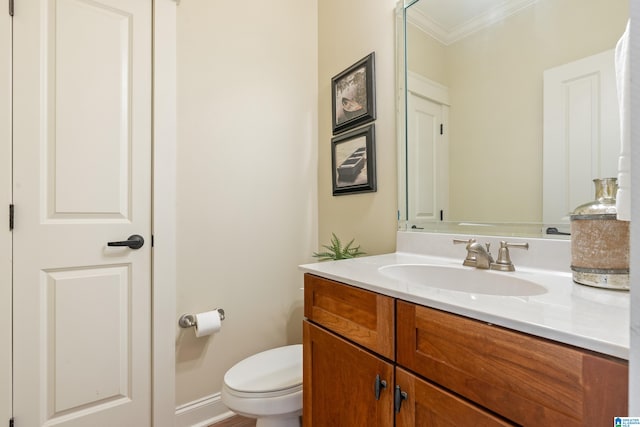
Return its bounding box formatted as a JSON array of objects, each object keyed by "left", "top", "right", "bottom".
[
  {"left": 543, "top": 49, "right": 620, "bottom": 229},
  {"left": 12, "top": 1, "right": 152, "bottom": 426},
  {"left": 407, "top": 91, "right": 449, "bottom": 223}
]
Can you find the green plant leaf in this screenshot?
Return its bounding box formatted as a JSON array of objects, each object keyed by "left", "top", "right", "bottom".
[
  {"left": 312, "top": 233, "right": 366, "bottom": 261},
  {"left": 331, "top": 233, "right": 342, "bottom": 254},
  {"left": 311, "top": 251, "right": 336, "bottom": 261}
]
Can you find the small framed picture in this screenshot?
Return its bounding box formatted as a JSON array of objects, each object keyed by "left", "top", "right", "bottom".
[
  {"left": 331, "top": 52, "right": 376, "bottom": 135},
  {"left": 331, "top": 124, "right": 376, "bottom": 196}
]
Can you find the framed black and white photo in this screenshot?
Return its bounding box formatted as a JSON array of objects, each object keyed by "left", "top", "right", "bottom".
[
  {"left": 331, "top": 124, "right": 376, "bottom": 196},
  {"left": 331, "top": 52, "right": 376, "bottom": 135}
]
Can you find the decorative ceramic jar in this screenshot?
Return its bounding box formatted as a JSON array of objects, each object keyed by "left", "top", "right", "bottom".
[{"left": 570, "top": 178, "right": 629, "bottom": 290}]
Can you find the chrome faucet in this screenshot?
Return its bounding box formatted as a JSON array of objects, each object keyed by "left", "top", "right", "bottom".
[
  {"left": 467, "top": 241, "right": 494, "bottom": 269},
  {"left": 490, "top": 241, "right": 529, "bottom": 271},
  {"left": 453, "top": 239, "right": 493, "bottom": 269},
  {"left": 453, "top": 238, "right": 477, "bottom": 266},
  {"left": 454, "top": 239, "right": 530, "bottom": 271}
]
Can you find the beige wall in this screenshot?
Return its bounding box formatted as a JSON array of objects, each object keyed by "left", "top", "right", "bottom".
[
  {"left": 318, "top": 0, "right": 399, "bottom": 256},
  {"left": 407, "top": 0, "right": 627, "bottom": 223},
  {"left": 176, "top": 0, "right": 317, "bottom": 406},
  {"left": 176, "top": 0, "right": 399, "bottom": 410},
  {"left": 407, "top": 22, "right": 448, "bottom": 86}
]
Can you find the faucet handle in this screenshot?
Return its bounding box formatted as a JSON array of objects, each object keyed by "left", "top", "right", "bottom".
[
  {"left": 453, "top": 238, "right": 477, "bottom": 267},
  {"left": 491, "top": 241, "right": 529, "bottom": 272}
]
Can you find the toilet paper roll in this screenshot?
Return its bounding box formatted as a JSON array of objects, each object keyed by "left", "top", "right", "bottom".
[{"left": 194, "top": 310, "right": 222, "bottom": 338}]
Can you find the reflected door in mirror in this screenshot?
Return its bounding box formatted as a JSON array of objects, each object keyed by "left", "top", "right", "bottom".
[
  {"left": 543, "top": 49, "right": 620, "bottom": 228},
  {"left": 407, "top": 75, "right": 449, "bottom": 223}
]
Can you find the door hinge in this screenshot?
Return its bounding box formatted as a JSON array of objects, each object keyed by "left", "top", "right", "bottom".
[
  {"left": 8, "top": 0, "right": 14, "bottom": 16},
  {"left": 9, "top": 204, "right": 14, "bottom": 231},
  {"left": 440, "top": 123, "right": 444, "bottom": 135},
  {"left": 9, "top": 417, "right": 14, "bottom": 427},
  {"left": 440, "top": 210, "right": 443, "bottom": 221}
]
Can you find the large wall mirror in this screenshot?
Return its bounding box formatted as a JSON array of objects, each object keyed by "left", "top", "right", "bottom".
[{"left": 397, "top": 0, "right": 628, "bottom": 237}]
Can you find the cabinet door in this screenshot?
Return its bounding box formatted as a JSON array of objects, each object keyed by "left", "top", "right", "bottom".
[
  {"left": 395, "top": 368, "right": 514, "bottom": 427},
  {"left": 397, "top": 301, "right": 628, "bottom": 426},
  {"left": 303, "top": 321, "right": 394, "bottom": 427}
]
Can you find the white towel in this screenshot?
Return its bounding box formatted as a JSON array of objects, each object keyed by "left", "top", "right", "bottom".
[{"left": 615, "top": 20, "right": 631, "bottom": 221}]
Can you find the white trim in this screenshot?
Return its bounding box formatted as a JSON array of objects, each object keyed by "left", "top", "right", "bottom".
[
  {"left": 629, "top": 1, "right": 639, "bottom": 414},
  {"left": 152, "top": 1, "right": 177, "bottom": 426},
  {"left": 407, "top": 71, "right": 449, "bottom": 105},
  {"left": 0, "top": 6, "right": 11, "bottom": 425},
  {"left": 397, "top": 3, "right": 407, "bottom": 223},
  {"left": 408, "top": 0, "right": 538, "bottom": 46},
  {"left": 175, "top": 393, "right": 235, "bottom": 427}
]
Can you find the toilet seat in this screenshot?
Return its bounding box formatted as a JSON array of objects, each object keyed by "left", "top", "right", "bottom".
[{"left": 223, "top": 344, "right": 302, "bottom": 399}]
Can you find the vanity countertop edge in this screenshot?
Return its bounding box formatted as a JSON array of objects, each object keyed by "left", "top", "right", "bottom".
[{"left": 299, "top": 249, "right": 629, "bottom": 361}]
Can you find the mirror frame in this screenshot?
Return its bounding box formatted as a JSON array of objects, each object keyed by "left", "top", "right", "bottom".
[{"left": 395, "top": 1, "right": 409, "bottom": 226}]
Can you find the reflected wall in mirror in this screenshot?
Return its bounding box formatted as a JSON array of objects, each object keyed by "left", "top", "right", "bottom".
[{"left": 397, "top": 0, "right": 628, "bottom": 237}]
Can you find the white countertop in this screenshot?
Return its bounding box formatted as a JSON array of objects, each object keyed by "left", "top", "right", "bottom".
[{"left": 300, "top": 232, "right": 630, "bottom": 360}]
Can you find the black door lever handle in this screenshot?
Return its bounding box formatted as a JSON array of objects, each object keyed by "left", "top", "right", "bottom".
[{"left": 108, "top": 234, "right": 144, "bottom": 249}]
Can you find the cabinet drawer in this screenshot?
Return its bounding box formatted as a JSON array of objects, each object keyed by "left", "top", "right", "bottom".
[
  {"left": 397, "top": 301, "right": 628, "bottom": 426},
  {"left": 304, "top": 274, "right": 394, "bottom": 359}
]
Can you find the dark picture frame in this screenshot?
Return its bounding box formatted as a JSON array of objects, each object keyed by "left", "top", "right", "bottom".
[
  {"left": 331, "top": 52, "right": 376, "bottom": 135},
  {"left": 331, "top": 124, "right": 376, "bottom": 196}
]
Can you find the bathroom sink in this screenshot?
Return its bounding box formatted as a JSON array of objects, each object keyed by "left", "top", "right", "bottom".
[{"left": 378, "top": 264, "right": 547, "bottom": 296}]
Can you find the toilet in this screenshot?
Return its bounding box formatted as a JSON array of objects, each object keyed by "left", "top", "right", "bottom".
[{"left": 221, "top": 344, "right": 302, "bottom": 427}]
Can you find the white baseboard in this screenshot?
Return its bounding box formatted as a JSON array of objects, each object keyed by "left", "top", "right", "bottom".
[{"left": 175, "top": 393, "right": 235, "bottom": 427}]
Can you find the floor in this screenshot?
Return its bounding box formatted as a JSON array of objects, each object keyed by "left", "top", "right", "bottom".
[{"left": 209, "top": 415, "right": 256, "bottom": 427}]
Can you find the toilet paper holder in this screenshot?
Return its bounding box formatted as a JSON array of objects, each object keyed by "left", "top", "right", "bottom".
[{"left": 178, "top": 308, "right": 225, "bottom": 328}]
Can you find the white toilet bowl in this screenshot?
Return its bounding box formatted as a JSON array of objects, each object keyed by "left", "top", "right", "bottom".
[{"left": 221, "top": 344, "right": 302, "bottom": 427}]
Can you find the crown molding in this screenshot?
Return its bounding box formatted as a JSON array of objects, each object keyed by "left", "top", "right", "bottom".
[{"left": 408, "top": 0, "right": 538, "bottom": 45}]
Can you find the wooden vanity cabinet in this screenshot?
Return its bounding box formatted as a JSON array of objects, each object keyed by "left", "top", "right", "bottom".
[
  {"left": 303, "top": 273, "right": 394, "bottom": 359},
  {"left": 397, "top": 301, "right": 629, "bottom": 426},
  {"left": 303, "top": 321, "right": 394, "bottom": 427},
  {"left": 303, "top": 274, "right": 629, "bottom": 426},
  {"left": 303, "top": 274, "right": 395, "bottom": 427},
  {"left": 395, "top": 367, "right": 513, "bottom": 427}
]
